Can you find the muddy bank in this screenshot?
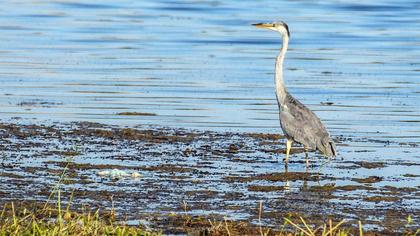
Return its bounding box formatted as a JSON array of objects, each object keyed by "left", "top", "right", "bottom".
[{"left": 0, "top": 122, "right": 418, "bottom": 234}]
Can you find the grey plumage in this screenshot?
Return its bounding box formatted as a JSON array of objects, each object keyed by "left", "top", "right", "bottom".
[
  {"left": 279, "top": 92, "right": 336, "bottom": 157},
  {"left": 254, "top": 21, "right": 336, "bottom": 163}
]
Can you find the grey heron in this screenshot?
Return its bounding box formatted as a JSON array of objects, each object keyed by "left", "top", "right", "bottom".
[{"left": 253, "top": 21, "right": 337, "bottom": 166}]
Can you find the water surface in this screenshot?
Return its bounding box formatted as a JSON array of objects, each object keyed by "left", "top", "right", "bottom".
[{"left": 1, "top": 0, "right": 418, "bottom": 138}]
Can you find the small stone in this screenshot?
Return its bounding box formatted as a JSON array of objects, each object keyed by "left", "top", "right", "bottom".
[
  {"left": 98, "top": 170, "right": 110, "bottom": 176},
  {"left": 131, "top": 172, "right": 141, "bottom": 178}
]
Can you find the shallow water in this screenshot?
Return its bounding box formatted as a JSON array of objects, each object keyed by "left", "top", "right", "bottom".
[
  {"left": 1, "top": 0, "right": 419, "bottom": 136},
  {"left": 0, "top": 0, "right": 419, "bottom": 232},
  {"left": 0, "top": 123, "right": 418, "bottom": 232}
]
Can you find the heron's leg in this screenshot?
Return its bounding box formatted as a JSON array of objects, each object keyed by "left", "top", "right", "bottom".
[
  {"left": 302, "top": 160, "right": 308, "bottom": 190},
  {"left": 284, "top": 162, "right": 290, "bottom": 191},
  {"left": 304, "top": 146, "right": 309, "bottom": 168},
  {"left": 284, "top": 139, "right": 293, "bottom": 164}
]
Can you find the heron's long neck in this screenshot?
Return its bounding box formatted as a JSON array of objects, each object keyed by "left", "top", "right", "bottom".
[{"left": 275, "top": 35, "right": 289, "bottom": 105}]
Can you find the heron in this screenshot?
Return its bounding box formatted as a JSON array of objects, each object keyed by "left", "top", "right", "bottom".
[{"left": 253, "top": 21, "right": 336, "bottom": 166}]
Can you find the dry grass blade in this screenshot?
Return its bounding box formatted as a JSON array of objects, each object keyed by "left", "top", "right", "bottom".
[
  {"left": 259, "top": 201, "right": 264, "bottom": 236},
  {"left": 325, "top": 219, "right": 346, "bottom": 235},
  {"left": 284, "top": 217, "right": 313, "bottom": 236},
  {"left": 299, "top": 216, "right": 315, "bottom": 235},
  {"left": 329, "top": 219, "right": 333, "bottom": 236},
  {"left": 42, "top": 160, "right": 71, "bottom": 211},
  {"left": 224, "top": 217, "right": 232, "bottom": 236}
]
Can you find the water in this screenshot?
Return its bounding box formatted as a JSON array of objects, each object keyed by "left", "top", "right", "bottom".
[
  {"left": 0, "top": 0, "right": 419, "bottom": 231},
  {"left": 0, "top": 0, "right": 418, "bottom": 137}
]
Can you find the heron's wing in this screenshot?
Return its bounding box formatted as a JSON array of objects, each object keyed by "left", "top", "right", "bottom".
[{"left": 280, "top": 93, "right": 336, "bottom": 156}]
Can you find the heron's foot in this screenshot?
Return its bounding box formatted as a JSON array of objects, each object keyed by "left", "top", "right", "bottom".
[
  {"left": 284, "top": 181, "right": 290, "bottom": 191},
  {"left": 282, "top": 160, "right": 289, "bottom": 170}
]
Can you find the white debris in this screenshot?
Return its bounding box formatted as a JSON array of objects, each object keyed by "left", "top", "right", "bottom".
[
  {"left": 110, "top": 169, "right": 129, "bottom": 178},
  {"left": 131, "top": 172, "right": 141, "bottom": 178},
  {"left": 98, "top": 170, "right": 110, "bottom": 176},
  {"left": 97, "top": 169, "right": 141, "bottom": 179}
]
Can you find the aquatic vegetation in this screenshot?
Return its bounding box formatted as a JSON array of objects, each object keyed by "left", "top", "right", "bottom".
[
  {"left": 0, "top": 159, "right": 153, "bottom": 235},
  {"left": 1, "top": 190, "right": 418, "bottom": 235},
  {"left": 0, "top": 165, "right": 418, "bottom": 236},
  {"left": 0, "top": 122, "right": 418, "bottom": 234}
]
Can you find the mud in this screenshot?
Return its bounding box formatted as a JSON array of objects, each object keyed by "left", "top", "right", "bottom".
[
  {"left": 0, "top": 122, "right": 419, "bottom": 234},
  {"left": 352, "top": 176, "right": 383, "bottom": 184}
]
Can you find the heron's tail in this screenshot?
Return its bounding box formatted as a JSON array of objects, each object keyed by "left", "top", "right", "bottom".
[
  {"left": 319, "top": 137, "right": 337, "bottom": 157},
  {"left": 329, "top": 140, "right": 337, "bottom": 157}
]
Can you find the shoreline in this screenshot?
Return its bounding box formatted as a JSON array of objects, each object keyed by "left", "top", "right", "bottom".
[{"left": 0, "top": 121, "right": 418, "bottom": 234}]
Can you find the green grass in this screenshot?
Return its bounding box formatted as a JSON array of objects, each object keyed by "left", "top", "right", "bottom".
[
  {"left": 0, "top": 198, "right": 159, "bottom": 236},
  {"left": 0, "top": 160, "right": 159, "bottom": 236},
  {"left": 0, "top": 197, "right": 418, "bottom": 236}
]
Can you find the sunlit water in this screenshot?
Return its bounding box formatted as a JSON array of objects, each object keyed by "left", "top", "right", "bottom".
[
  {"left": 1, "top": 0, "right": 419, "bottom": 136},
  {"left": 0, "top": 0, "right": 419, "bottom": 230}
]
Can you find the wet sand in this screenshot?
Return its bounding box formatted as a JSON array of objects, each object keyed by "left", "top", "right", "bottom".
[{"left": 0, "top": 122, "right": 418, "bottom": 234}]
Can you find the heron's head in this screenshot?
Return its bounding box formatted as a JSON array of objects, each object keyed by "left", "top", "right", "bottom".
[{"left": 252, "top": 21, "right": 290, "bottom": 37}]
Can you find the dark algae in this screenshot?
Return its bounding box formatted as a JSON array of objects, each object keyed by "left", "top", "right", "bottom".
[{"left": 0, "top": 122, "right": 418, "bottom": 233}]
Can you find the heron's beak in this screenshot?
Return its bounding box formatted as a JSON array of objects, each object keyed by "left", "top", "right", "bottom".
[{"left": 252, "top": 23, "right": 274, "bottom": 29}]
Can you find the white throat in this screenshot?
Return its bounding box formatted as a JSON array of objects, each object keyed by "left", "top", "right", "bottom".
[{"left": 275, "top": 33, "right": 289, "bottom": 105}]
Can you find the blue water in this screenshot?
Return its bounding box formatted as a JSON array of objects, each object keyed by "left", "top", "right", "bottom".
[{"left": 0, "top": 0, "right": 418, "bottom": 141}]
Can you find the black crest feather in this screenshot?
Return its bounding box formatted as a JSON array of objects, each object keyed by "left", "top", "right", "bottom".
[{"left": 282, "top": 22, "right": 290, "bottom": 37}]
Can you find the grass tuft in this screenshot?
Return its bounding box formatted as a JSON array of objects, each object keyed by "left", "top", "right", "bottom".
[{"left": 0, "top": 199, "right": 159, "bottom": 236}]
